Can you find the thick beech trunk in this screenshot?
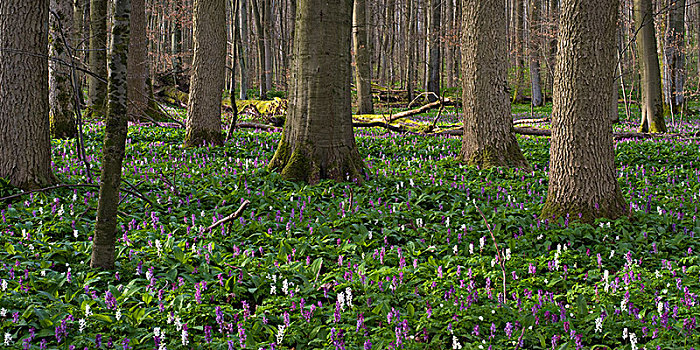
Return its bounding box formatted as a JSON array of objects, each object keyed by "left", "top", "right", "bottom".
[
  {"left": 89, "top": 0, "right": 108, "bottom": 114},
  {"left": 127, "top": 0, "right": 148, "bottom": 121},
  {"left": 0, "top": 0, "right": 57, "bottom": 190},
  {"left": 353, "top": 0, "right": 374, "bottom": 114},
  {"left": 634, "top": 0, "right": 667, "bottom": 133},
  {"left": 541, "top": 0, "right": 627, "bottom": 222},
  {"left": 49, "top": 0, "right": 78, "bottom": 139},
  {"left": 268, "top": 0, "right": 364, "bottom": 184},
  {"left": 185, "top": 0, "right": 226, "bottom": 147},
  {"left": 459, "top": 0, "right": 529, "bottom": 169},
  {"left": 91, "top": 0, "right": 130, "bottom": 270}
]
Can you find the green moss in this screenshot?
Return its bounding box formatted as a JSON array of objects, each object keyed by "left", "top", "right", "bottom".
[
  {"left": 461, "top": 138, "right": 530, "bottom": 170},
  {"left": 541, "top": 189, "right": 627, "bottom": 224}
]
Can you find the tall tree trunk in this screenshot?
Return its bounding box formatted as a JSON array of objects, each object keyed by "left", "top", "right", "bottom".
[
  {"left": 542, "top": 0, "right": 627, "bottom": 222},
  {"left": 252, "top": 0, "right": 268, "bottom": 99},
  {"left": 427, "top": 0, "right": 441, "bottom": 101},
  {"left": 50, "top": 0, "right": 78, "bottom": 138},
  {"left": 127, "top": 0, "right": 148, "bottom": 121},
  {"left": 634, "top": 0, "right": 667, "bottom": 132},
  {"left": 263, "top": 0, "right": 273, "bottom": 92},
  {"left": 268, "top": 0, "right": 364, "bottom": 184},
  {"left": 91, "top": 0, "right": 130, "bottom": 270},
  {"left": 445, "top": 0, "right": 455, "bottom": 89},
  {"left": 185, "top": 0, "right": 226, "bottom": 147},
  {"left": 460, "top": 0, "right": 530, "bottom": 169},
  {"left": 89, "top": 0, "right": 108, "bottom": 114},
  {"left": 529, "top": 0, "right": 543, "bottom": 107},
  {"left": 73, "top": 0, "right": 87, "bottom": 101},
  {"left": 354, "top": 0, "right": 374, "bottom": 114},
  {"left": 171, "top": 11, "right": 183, "bottom": 77},
  {"left": 0, "top": 0, "right": 57, "bottom": 190},
  {"left": 406, "top": 0, "right": 416, "bottom": 102},
  {"left": 239, "top": 0, "right": 249, "bottom": 100},
  {"left": 513, "top": 0, "right": 525, "bottom": 102},
  {"left": 663, "top": 0, "right": 686, "bottom": 115}
]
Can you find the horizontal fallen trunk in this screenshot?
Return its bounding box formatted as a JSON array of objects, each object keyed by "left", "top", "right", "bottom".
[
  {"left": 438, "top": 127, "right": 699, "bottom": 140},
  {"left": 385, "top": 98, "right": 457, "bottom": 123}
]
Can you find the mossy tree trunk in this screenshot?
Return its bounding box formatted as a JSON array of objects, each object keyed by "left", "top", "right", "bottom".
[
  {"left": 185, "top": 0, "right": 226, "bottom": 147},
  {"left": 634, "top": 0, "right": 667, "bottom": 133},
  {"left": 662, "top": 0, "right": 685, "bottom": 116},
  {"left": 268, "top": 0, "right": 365, "bottom": 184},
  {"left": 127, "top": 0, "right": 148, "bottom": 121},
  {"left": 541, "top": 0, "right": 627, "bottom": 223},
  {"left": 459, "top": 0, "right": 530, "bottom": 169},
  {"left": 353, "top": 0, "right": 374, "bottom": 114},
  {"left": 88, "top": 0, "right": 108, "bottom": 115},
  {"left": 49, "top": 0, "right": 78, "bottom": 139},
  {"left": 0, "top": 0, "right": 57, "bottom": 190},
  {"left": 426, "top": 0, "right": 441, "bottom": 102},
  {"left": 90, "top": 0, "right": 130, "bottom": 270}
]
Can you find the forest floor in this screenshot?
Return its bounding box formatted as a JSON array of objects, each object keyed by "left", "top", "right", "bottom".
[{"left": 0, "top": 102, "right": 698, "bottom": 349}]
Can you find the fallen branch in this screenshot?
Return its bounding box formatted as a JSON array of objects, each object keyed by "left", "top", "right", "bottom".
[
  {"left": 236, "top": 122, "right": 281, "bottom": 131},
  {"left": 207, "top": 200, "right": 251, "bottom": 231},
  {"left": 513, "top": 117, "right": 550, "bottom": 125},
  {"left": 474, "top": 204, "right": 508, "bottom": 306},
  {"left": 391, "top": 97, "right": 456, "bottom": 123},
  {"left": 352, "top": 121, "right": 407, "bottom": 133}
]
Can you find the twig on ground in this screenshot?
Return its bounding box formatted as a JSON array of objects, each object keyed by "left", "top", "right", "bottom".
[
  {"left": 474, "top": 204, "right": 508, "bottom": 306},
  {"left": 207, "top": 200, "right": 251, "bottom": 231}
]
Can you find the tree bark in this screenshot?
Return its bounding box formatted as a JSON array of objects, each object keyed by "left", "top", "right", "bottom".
[
  {"left": 662, "top": 0, "right": 685, "bottom": 115},
  {"left": 406, "top": 0, "right": 416, "bottom": 102},
  {"left": 528, "top": 0, "right": 544, "bottom": 107},
  {"left": 542, "top": 0, "right": 627, "bottom": 222},
  {"left": 427, "top": 0, "right": 441, "bottom": 102},
  {"left": 127, "top": 0, "right": 148, "bottom": 121},
  {"left": 459, "top": 0, "right": 530, "bottom": 169},
  {"left": 0, "top": 0, "right": 57, "bottom": 190},
  {"left": 91, "top": 0, "right": 130, "bottom": 270},
  {"left": 252, "top": 0, "right": 268, "bottom": 99},
  {"left": 634, "top": 0, "right": 667, "bottom": 132},
  {"left": 49, "top": 0, "right": 78, "bottom": 139},
  {"left": 353, "top": 0, "right": 374, "bottom": 114},
  {"left": 268, "top": 0, "right": 365, "bottom": 184},
  {"left": 513, "top": 0, "right": 526, "bottom": 103},
  {"left": 184, "top": 0, "right": 226, "bottom": 147},
  {"left": 238, "top": 0, "right": 249, "bottom": 100},
  {"left": 88, "top": 0, "right": 108, "bottom": 114}
]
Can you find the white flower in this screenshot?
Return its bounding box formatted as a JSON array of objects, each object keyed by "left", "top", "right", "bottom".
[
  {"left": 154, "top": 327, "right": 161, "bottom": 337},
  {"left": 73, "top": 229, "right": 78, "bottom": 238},
  {"left": 79, "top": 318, "right": 86, "bottom": 333},
  {"left": 1, "top": 280, "right": 6, "bottom": 291},
  {"left": 85, "top": 304, "right": 92, "bottom": 317},
  {"left": 116, "top": 308, "right": 122, "bottom": 321},
  {"left": 594, "top": 316, "right": 603, "bottom": 333},
  {"left": 282, "top": 279, "right": 289, "bottom": 295},
  {"left": 146, "top": 269, "right": 153, "bottom": 281},
  {"left": 657, "top": 301, "right": 664, "bottom": 315},
  {"left": 603, "top": 270, "right": 610, "bottom": 293},
  {"left": 174, "top": 316, "right": 182, "bottom": 331},
  {"left": 505, "top": 248, "right": 511, "bottom": 260},
  {"left": 630, "top": 332, "right": 637, "bottom": 350},
  {"left": 276, "top": 324, "right": 286, "bottom": 344},
  {"left": 270, "top": 284, "right": 277, "bottom": 295},
  {"left": 40, "top": 270, "right": 45, "bottom": 277},
  {"left": 452, "top": 335, "right": 462, "bottom": 349},
  {"left": 469, "top": 243, "right": 474, "bottom": 254},
  {"left": 181, "top": 327, "right": 189, "bottom": 346},
  {"left": 655, "top": 270, "right": 662, "bottom": 278},
  {"left": 345, "top": 287, "right": 353, "bottom": 308},
  {"left": 337, "top": 291, "right": 346, "bottom": 311},
  {"left": 445, "top": 217, "right": 450, "bottom": 227},
  {"left": 155, "top": 240, "right": 162, "bottom": 257},
  {"left": 453, "top": 245, "right": 458, "bottom": 255},
  {"left": 479, "top": 237, "right": 485, "bottom": 250},
  {"left": 158, "top": 330, "right": 167, "bottom": 350},
  {"left": 167, "top": 313, "right": 173, "bottom": 324},
  {"left": 622, "top": 327, "right": 628, "bottom": 340},
  {"left": 3, "top": 332, "right": 11, "bottom": 346},
  {"left": 0, "top": 308, "right": 6, "bottom": 317},
  {"left": 609, "top": 250, "right": 615, "bottom": 259},
  {"left": 620, "top": 297, "right": 627, "bottom": 312}
]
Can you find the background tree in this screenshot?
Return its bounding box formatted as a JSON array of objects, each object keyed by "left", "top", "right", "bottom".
[
  {"left": 513, "top": 0, "right": 526, "bottom": 102},
  {"left": 528, "top": 0, "right": 544, "bottom": 107},
  {"left": 541, "top": 0, "right": 627, "bottom": 222},
  {"left": 268, "top": 0, "right": 364, "bottom": 184},
  {"left": 184, "top": 0, "right": 226, "bottom": 147},
  {"left": 353, "top": 0, "right": 374, "bottom": 114},
  {"left": 89, "top": 0, "right": 108, "bottom": 114},
  {"left": 127, "top": 0, "right": 149, "bottom": 121},
  {"left": 426, "top": 0, "right": 441, "bottom": 101},
  {"left": 663, "top": 0, "right": 685, "bottom": 117},
  {"left": 91, "top": 0, "right": 130, "bottom": 270},
  {"left": 634, "top": 0, "right": 666, "bottom": 133},
  {"left": 49, "top": 0, "right": 78, "bottom": 138},
  {"left": 0, "top": 0, "right": 57, "bottom": 190},
  {"left": 459, "top": 0, "right": 530, "bottom": 169}
]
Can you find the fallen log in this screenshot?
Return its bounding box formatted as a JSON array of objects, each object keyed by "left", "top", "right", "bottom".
[
  {"left": 437, "top": 127, "right": 699, "bottom": 140},
  {"left": 385, "top": 98, "right": 457, "bottom": 123}
]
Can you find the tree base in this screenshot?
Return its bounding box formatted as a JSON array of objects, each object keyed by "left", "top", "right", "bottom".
[
  {"left": 269, "top": 137, "right": 365, "bottom": 184},
  {"left": 459, "top": 136, "right": 531, "bottom": 170},
  {"left": 184, "top": 129, "right": 223, "bottom": 148},
  {"left": 541, "top": 189, "right": 627, "bottom": 223}
]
